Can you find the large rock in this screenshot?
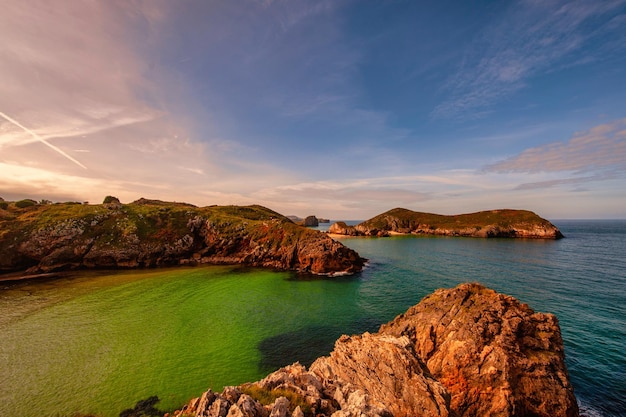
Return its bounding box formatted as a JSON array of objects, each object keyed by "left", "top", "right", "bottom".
[
  {"left": 380, "top": 283, "right": 578, "bottom": 417},
  {"left": 173, "top": 283, "right": 578, "bottom": 417},
  {"left": 328, "top": 222, "right": 361, "bottom": 236},
  {"left": 303, "top": 216, "right": 319, "bottom": 227},
  {"left": 310, "top": 333, "right": 451, "bottom": 417}
]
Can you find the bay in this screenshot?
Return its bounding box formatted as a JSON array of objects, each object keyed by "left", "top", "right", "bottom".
[{"left": 0, "top": 220, "right": 624, "bottom": 417}]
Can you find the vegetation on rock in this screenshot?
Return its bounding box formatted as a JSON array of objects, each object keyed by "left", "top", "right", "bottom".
[
  {"left": 0, "top": 198, "right": 364, "bottom": 276},
  {"left": 15, "top": 199, "right": 37, "bottom": 208},
  {"left": 331, "top": 207, "right": 564, "bottom": 239}
]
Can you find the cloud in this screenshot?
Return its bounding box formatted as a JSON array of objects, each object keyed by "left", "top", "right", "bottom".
[
  {"left": 0, "top": 1, "right": 172, "bottom": 168},
  {"left": 0, "top": 111, "right": 87, "bottom": 169},
  {"left": 0, "top": 1, "right": 249, "bottom": 203},
  {"left": 431, "top": 0, "right": 626, "bottom": 119},
  {"left": 513, "top": 173, "right": 617, "bottom": 190},
  {"left": 486, "top": 118, "right": 626, "bottom": 174}
]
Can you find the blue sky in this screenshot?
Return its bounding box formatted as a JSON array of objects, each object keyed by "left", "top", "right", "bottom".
[{"left": 1, "top": 0, "right": 625, "bottom": 219}]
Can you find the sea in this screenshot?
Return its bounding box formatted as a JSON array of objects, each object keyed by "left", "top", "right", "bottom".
[{"left": 0, "top": 220, "right": 624, "bottom": 417}]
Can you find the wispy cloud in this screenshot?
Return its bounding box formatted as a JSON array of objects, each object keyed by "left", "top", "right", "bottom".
[
  {"left": 486, "top": 118, "right": 626, "bottom": 174},
  {"left": 513, "top": 173, "right": 618, "bottom": 190},
  {"left": 0, "top": 1, "right": 223, "bottom": 201},
  {"left": 432, "top": 0, "right": 626, "bottom": 119}
]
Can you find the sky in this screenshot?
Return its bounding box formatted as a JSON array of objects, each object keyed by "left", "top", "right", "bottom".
[{"left": 1, "top": 0, "right": 625, "bottom": 219}]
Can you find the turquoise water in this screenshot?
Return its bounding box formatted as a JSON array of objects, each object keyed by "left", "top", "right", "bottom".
[{"left": 1, "top": 220, "right": 624, "bottom": 416}]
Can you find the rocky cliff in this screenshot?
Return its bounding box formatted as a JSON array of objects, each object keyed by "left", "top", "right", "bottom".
[
  {"left": 0, "top": 199, "right": 364, "bottom": 277},
  {"left": 173, "top": 283, "right": 578, "bottom": 417},
  {"left": 330, "top": 208, "right": 564, "bottom": 239}
]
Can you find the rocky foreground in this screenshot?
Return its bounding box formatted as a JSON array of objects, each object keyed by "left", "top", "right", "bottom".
[
  {"left": 173, "top": 283, "right": 578, "bottom": 417},
  {"left": 329, "top": 208, "right": 564, "bottom": 239},
  {"left": 0, "top": 199, "right": 364, "bottom": 277}
]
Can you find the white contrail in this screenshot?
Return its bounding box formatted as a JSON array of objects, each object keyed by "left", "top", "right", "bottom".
[{"left": 0, "top": 111, "right": 87, "bottom": 169}]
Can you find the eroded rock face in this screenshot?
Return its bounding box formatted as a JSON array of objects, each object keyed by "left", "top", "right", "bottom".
[
  {"left": 0, "top": 202, "right": 364, "bottom": 276},
  {"left": 310, "top": 333, "right": 451, "bottom": 417},
  {"left": 379, "top": 283, "right": 578, "bottom": 417},
  {"left": 174, "top": 284, "right": 578, "bottom": 417}
]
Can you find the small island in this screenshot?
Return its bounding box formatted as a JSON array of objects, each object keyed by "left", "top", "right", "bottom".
[
  {"left": 329, "top": 208, "right": 564, "bottom": 239},
  {"left": 0, "top": 197, "right": 364, "bottom": 278}
]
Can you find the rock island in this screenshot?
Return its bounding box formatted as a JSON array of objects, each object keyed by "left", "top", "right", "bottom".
[{"left": 329, "top": 208, "right": 564, "bottom": 239}]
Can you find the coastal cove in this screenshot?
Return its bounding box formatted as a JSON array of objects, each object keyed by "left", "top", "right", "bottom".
[{"left": 1, "top": 220, "right": 625, "bottom": 417}]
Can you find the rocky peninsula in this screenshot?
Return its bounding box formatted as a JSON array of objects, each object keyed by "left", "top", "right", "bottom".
[
  {"left": 173, "top": 283, "right": 578, "bottom": 417},
  {"left": 329, "top": 208, "right": 564, "bottom": 239},
  {"left": 0, "top": 198, "right": 364, "bottom": 277}
]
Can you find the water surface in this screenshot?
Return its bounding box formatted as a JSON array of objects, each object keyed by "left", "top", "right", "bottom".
[{"left": 1, "top": 220, "right": 624, "bottom": 417}]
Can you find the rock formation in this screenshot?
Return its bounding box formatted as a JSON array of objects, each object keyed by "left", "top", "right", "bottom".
[
  {"left": 173, "top": 283, "right": 578, "bottom": 417},
  {"left": 328, "top": 222, "right": 361, "bottom": 236},
  {"left": 0, "top": 200, "right": 364, "bottom": 277},
  {"left": 303, "top": 216, "right": 319, "bottom": 227},
  {"left": 330, "top": 208, "right": 563, "bottom": 239}
]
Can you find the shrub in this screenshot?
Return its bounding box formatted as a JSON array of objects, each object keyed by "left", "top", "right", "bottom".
[
  {"left": 103, "top": 196, "right": 121, "bottom": 204},
  {"left": 240, "top": 384, "right": 311, "bottom": 415},
  {"left": 15, "top": 199, "right": 37, "bottom": 208},
  {"left": 0, "top": 201, "right": 8, "bottom": 210}
]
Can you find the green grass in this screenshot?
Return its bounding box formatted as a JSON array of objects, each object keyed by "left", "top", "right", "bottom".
[{"left": 361, "top": 207, "right": 554, "bottom": 230}]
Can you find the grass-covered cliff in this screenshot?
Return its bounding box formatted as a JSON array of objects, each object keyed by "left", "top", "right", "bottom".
[
  {"left": 330, "top": 208, "right": 563, "bottom": 239},
  {"left": 0, "top": 198, "right": 364, "bottom": 277}
]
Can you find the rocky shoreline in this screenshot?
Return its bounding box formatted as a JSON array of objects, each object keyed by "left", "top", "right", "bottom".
[
  {"left": 329, "top": 208, "right": 564, "bottom": 239},
  {"left": 0, "top": 199, "right": 364, "bottom": 277},
  {"left": 172, "top": 283, "right": 578, "bottom": 417}
]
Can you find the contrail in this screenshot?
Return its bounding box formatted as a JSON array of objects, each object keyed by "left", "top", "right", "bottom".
[{"left": 0, "top": 111, "right": 87, "bottom": 169}]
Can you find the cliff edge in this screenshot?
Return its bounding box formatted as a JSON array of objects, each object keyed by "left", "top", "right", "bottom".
[
  {"left": 174, "top": 283, "right": 578, "bottom": 417},
  {"left": 0, "top": 200, "right": 364, "bottom": 277},
  {"left": 330, "top": 208, "right": 564, "bottom": 239}
]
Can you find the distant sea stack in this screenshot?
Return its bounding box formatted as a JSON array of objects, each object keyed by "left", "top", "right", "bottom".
[
  {"left": 174, "top": 283, "right": 578, "bottom": 417},
  {"left": 288, "top": 215, "right": 329, "bottom": 227},
  {"left": 0, "top": 199, "right": 364, "bottom": 277},
  {"left": 330, "top": 208, "right": 564, "bottom": 239}
]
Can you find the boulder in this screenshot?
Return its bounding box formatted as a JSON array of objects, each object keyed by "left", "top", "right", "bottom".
[{"left": 379, "top": 283, "right": 578, "bottom": 417}]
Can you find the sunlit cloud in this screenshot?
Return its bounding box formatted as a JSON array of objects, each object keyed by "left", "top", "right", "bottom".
[{"left": 486, "top": 118, "right": 626, "bottom": 174}]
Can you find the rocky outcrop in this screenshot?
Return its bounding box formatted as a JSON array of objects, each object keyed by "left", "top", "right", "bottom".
[
  {"left": 311, "top": 333, "right": 451, "bottom": 417},
  {"left": 330, "top": 208, "right": 563, "bottom": 239},
  {"left": 328, "top": 222, "right": 361, "bottom": 236},
  {"left": 173, "top": 283, "right": 578, "bottom": 417},
  {"left": 379, "top": 283, "right": 578, "bottom": 417},
  {"left": 0, "top": 201, "right": 364, "bottom": 277},
  {"left": 303, "top": 216, "right": 319, "bottom": 227}
]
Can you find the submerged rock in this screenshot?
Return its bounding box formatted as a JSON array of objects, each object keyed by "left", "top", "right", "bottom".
[{"left": 173, "top": 283, "right": 578, "bottom": 417}]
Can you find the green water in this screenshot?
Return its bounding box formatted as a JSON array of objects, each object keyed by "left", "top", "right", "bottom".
[{"left": 0, "top": 266, "right": 369, "bottom": 417}]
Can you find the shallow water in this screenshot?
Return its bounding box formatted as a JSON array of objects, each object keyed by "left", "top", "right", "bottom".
[{"left": 0, "top": 220, "right": 624, "bottom": 416}]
